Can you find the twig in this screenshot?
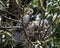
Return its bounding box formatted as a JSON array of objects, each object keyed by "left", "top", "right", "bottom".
[
  {"left": 1, "top": 14, "right": 21, "bottom": 22},
  {"left": 0, "top": 26, "right": 22, "bottom": 29},
  {"left": 0, "top": 9, "right": 17, "bottom": 17}
]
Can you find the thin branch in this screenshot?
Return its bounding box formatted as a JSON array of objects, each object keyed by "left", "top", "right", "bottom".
[
  {"left": 40, "top": 0, "right": 46, "bottom": 11},
  {"left": 0, "top": 9, "right": 17, "bottom": 17},
  {"left": 43, "top": 14, "right": 59, "bottom": 39},
  {"left": 0, "top": 26, "right": 22, "bottom": 29},
  {"left": 1, "top": 14, "right": 21, "bottom": 22}
]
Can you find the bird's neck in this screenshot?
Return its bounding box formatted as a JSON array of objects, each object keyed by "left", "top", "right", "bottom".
[{"left": 27, "top": 13, "right": 31, "bottom": 16}]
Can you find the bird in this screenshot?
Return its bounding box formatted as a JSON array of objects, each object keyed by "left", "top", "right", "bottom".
[
  {"left": 28, "top": 13, "right": 41, "bottom": 31},
  {"left": 13, "top": 8, "right": 33, "bottom": 45},
  {"left": 29, "top": 13, "right": 41, "bottom": 28}
]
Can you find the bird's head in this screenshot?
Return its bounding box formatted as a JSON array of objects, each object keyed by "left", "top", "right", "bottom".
[{"left": 27, "top": 8, "right": 33, "bottom": 15}]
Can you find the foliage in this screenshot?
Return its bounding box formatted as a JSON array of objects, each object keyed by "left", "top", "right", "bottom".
[{"left": 0, "top": 0, "right": 60, "bottom": 48}]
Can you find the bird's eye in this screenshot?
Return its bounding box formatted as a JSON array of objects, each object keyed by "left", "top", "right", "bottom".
[{"left": 30, "top": 10, "right": 32, "bottom": 12}]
